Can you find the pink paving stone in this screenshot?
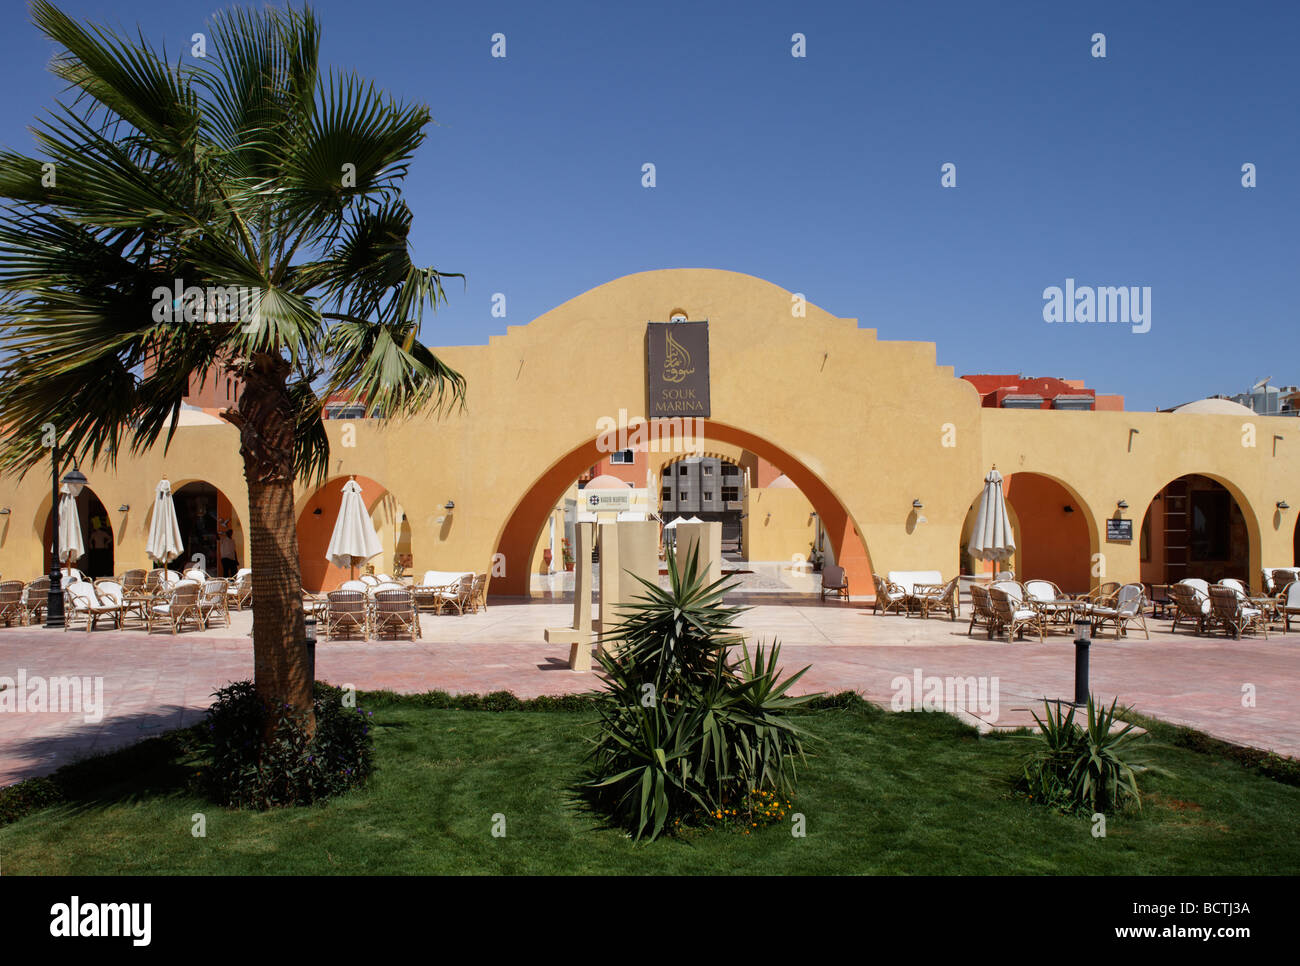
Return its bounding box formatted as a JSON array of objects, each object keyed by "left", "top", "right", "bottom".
[{"left": 1, "top": 598, "right": 1297, "bottom": 786}]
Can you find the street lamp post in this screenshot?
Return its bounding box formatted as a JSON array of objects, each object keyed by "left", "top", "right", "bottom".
[
  {"left": 44, "top": 449, "right": 88, "bottom": 629},
  {"left": 1071, "top": 614, "right": 1092, "bottom": 706}
]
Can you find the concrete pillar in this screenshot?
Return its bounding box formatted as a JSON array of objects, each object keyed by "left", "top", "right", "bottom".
[
  {"left": 544, "top": 520, "right": 594, "bottom": 669},
  {"left": 674, "top": 521, "right": 722, "bottom": 586}
]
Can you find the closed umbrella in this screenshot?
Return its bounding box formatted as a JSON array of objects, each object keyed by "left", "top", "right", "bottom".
[
  {"left": 57, "top": 484, "right": 84, "bottom": 574},
  {"left": 967, "top": 467, "right": 1016, "bottom": 562},
  {"left": 147, "top": 478, "right": 185, "bottom": 567},
  {"left": 326, "top": 478, "right": 383, "bottom": 579}
]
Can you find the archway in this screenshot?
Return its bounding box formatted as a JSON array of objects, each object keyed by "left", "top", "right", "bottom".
[
  {"left": 960, "top": 472, "right": 1098, "bottom": 593},
  {"left": 1139, "top": 473, "right": 1253, "bottom": 585},
  {"left": 491, "top": 418, "right": 872, "bottom": 597},
  {"left": 40, "top": 486, "right": 112, "bottom": 578},
  {"left": 296, "top": 475, "right": 406, "bottom": 593},
  {"left": 169, "top": 481, "right": 246, "bottom": 577}
]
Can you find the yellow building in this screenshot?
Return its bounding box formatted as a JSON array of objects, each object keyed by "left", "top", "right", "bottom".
[{"left": 2, "top": 268, "right": 1297, "bottom": 596}]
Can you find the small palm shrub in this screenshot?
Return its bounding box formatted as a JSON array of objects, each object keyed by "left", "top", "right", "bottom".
[
  {"left": 1018, "top": 695, "right": 1158, "bottom": 814},
  {"left": 585, "top": 546, "right": 816, "bottom": 840},
  {"left": 206, "top": 681, "right": 374, "bottom": 809}
]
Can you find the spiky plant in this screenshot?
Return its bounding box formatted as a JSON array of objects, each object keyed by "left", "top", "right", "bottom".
[
  {"left": 586, "top": 545, "right": 816, "bottom": 840},
  {"left": 0, "top": 2, "right": 464, "bottom": 735}
]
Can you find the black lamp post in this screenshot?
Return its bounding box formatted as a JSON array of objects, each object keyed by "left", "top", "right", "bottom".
[
  {"left": 44, "top": 451, "right": 88, "bottom": 628},
  {"left": 1071, "top": 613, "right": 1092, "bottom": 706}
]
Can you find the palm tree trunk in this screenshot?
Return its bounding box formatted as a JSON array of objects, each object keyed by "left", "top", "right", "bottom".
[{"left": 229, "top": 353, "right": 314, "bottom": 733}]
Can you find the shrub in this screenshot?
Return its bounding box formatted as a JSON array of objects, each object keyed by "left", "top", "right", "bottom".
[
  {"left": 206, "top": 681, "right": 373, "bottom": 809},
  {"left": 585, "top": 545, "right": 817, "bottom": 840},
  {"left": 1018, "top": 695, "right": 1159, "bottom": 814},
  {"left": 0, "top": 776, "right": 63, "bottom": 826}
]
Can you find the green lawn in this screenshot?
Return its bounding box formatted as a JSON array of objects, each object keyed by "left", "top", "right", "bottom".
[{"left": 3, "top": 697, "right": 1298, "bottom": 874}]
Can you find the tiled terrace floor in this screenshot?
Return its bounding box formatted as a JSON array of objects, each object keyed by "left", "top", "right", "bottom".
[{"left": 1, "top": 594, "right": 1297, "bottom": 786}]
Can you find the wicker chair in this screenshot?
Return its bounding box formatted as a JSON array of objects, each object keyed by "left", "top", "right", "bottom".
[
  {"left": 146, "top": 581, "right": 203, "bottom": 634},
  {"left": 324, "top": 589, "right": 368, "bottom": 640},
  {"left": 65, "top": 579, "right": 127, "bottom": 632},
  {"left": 371, "top": 588, "right": 419, "bottom": 640},
  {"left": 119, "top": 569, "right": 147, "bottom": 593},
  {"left": 1279, "top": 580, "right": 1300, "bottom": 631},
  {"left": 820, "top": 565, "right": 849, "bottom": 603},
  {"left": 92, "top": 578, "right": 137, "bottom": 627},
  {"left": 183, "top": 567, "right": 208, "bottom": 583},
  {"left": 1024, "top": 579, "right": 1073, "bottom": 625},
  {"left": 0, "top": 580, "right": 25, "bottom": 627},
  {"left": 872, "top": 573, "right": 911, "bottom": 616},
  {"left": 145, "top": 568, "right": 166, "bottom": 593},
  {"left": 1168, "top": 582, "right": 1210, "bottom": 634},
  {"left": 1082, "top": 581, "right": 1122, "bottom": 607},
  {"left": 967, "top": 584, "right": 1000, "bottom": 638},
  {"left": 1089, "top": 583, "right": 1149, "bottom": 639},
  {"left": 1208, "top": 585, "right": 1267, "bottom": 640},
  {"left": 468, "top": 573, "right": 489, "bottom": 612},
  {"left": 437, "top": 574, "right": 475, "bottom": 616},
  {"left": 199, "top": 578, "right": 230, "bottom": 628},
  {"left": 226, "top": 569, "right": 253, "bottom": 610},
  {"left": 913, "top": 577, "right": 959, "bottom": 620},
  {"left": 21, "top": 576, "right": 50, "bottom": 625},
  {"left": 989, "top": 586, "right": 1045, "bottom": 641}
]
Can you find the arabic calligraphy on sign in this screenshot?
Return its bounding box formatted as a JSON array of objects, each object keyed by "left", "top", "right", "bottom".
[{"left": 663, "top": 329, "right": 695, "bottom": 383}]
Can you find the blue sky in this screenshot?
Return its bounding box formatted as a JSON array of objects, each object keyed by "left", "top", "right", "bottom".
[{"left": 1, "top": 0, "right": 1296, "bottom": 411}]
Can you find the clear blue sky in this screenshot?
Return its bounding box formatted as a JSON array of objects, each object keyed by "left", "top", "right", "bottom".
[{"left": 1, "top": 0, "right": 1296, "bottom": 411}]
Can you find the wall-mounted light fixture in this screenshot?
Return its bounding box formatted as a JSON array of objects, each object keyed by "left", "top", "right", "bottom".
[
  {"left": 444, "top": 500, "right": 455, "bottom": 511},
  {"left": 1063, "top": 505, "right": 1074, "bottom": 514},
  {"left": 1278, "top": 500, "right": 1291, "bottom": 510},
  {"left": 912, "top": 499, "right": 924, "bottom": 509},
  {"left": 118, "top": 505, "right": 130, "bottom": 512},
  {"left": 1117, "top": 499, "right": 1129, "bottom": 510},
  {"left": 312, "top": 507, "right": 323, "bottom": 515},
  {"left": 0, "top": 507, "right": 10, "bottom": 515}
]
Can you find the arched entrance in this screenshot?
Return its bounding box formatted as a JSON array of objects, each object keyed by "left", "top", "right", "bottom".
[
  {"left": 1139, "top": 474, "right": 1253, "bottom": 585},
  {"left": 491, "top": 419, "right": 872, "bottom": 597},
  {"left": 170, "top": 481, "right": 246, "bottom": 576},
  {"left": 296, "top": 475, "right": 407, "bottom": 593},
  {"left": 41, "top": 486, "right": 112, "bottom": 577},
  {"left": 959, "top": 472, "right": 1097, "bottom": 592}
]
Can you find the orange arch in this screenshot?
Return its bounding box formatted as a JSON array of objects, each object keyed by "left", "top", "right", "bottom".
[
  {"left": 296, "top": 475, "right": 394, "bottom": 593},
  {"left": 491, "top": 419, "right": 872, "bottom": 596}
]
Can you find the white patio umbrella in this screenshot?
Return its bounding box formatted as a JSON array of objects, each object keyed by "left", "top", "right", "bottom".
[
  {"left": 967, "top": 467, "right": 1016, "bottom": 562},
  {"left": 57, "top": 483, "right": 85, "bottom": 574},
  {"left": 147, "top": 478, "right": 185, "bottom": 566},
  {"left": 662, "top": 517, "right": 683, "bottom": 530},
  {"left": 326, "top": 478, "right": 383, "bottom": 579},
  {"left": 684, "top": 515, "right": 703, "bottom": 524}
]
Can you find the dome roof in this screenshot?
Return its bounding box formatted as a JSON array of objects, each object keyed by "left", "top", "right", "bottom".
[
  {"left": 767, "top": 474, "right": 798, "bottom": 489},
  {"left": 584, "top": 474, "right": 631, "bottom": 490},
  {"left": 176, "top": 405, "right": 224, "bottom": 426},
  {"left": 1172, "top": 398, "right": 1256, "bottom": 416}
]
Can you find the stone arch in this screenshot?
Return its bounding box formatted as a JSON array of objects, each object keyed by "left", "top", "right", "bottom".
[{"left": 491, "top": 418, "right": 873, "bottom": 596}]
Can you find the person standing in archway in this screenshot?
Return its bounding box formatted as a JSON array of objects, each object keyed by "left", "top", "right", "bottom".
[
  {"left": 87, "top": 520, "right": 113, "bottom": 578},
  {"left": 219, "top": 528, "right": 239, "bottom": 578}
]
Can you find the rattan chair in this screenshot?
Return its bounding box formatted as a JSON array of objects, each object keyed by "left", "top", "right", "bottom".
[
  {"left": 913, "top": 577, "right": 959, "bottom": 620},
  {"left": 820, "top": 565, "right": 849, "bottom": 603},
  {"left": 371, "top": 588, "right": 419, "bottom": 640},
  {"left": 21, "top": 576, "right": 50, "bottom": 625},
  {"left": 65, "top": 579, "right": 127, "bottom": 632},
  {"left": 199, "top": 578, "right": 230, "bottom": 628},
  {"left": 324, "top": 589, "right": 368, "bottom": 640},
  {"left": 1024, "top": 579, "right": 1073, "bottom": 625},
  {"left": 226, "top": 569, "right": 252, "bottom": 610},
  {"left": 967, "top": 584, "right": 1000, "bottom": 637},
  {"left": 0, "top": 580, "right": 25, "bottom": 627},
  {"left": 989, "top": 585, "right": 1045, "bottom": 641},
  {"left": 872, "top": 573, "right": 910, "bottom": 616},
  {"left": 1208, "top": 585, "right": 1267, "bottom": 640},
  {"left": 146, "top": 581, "right": 203, "bottom": 634},
  {"left": 437, "top": 574, "right": 475, "bottom": 616},
  {"left": 1089, "top": 583, "right": 1149, "bottom": 639},
  {"left": 119, "top": 569, "right": 147, "bottom": 593},
  {"left": 1168, "top": 582, "right": 1209, "bottom": 634},
  {"left": 1279, "top": 580, "right": 1300, "bottom": 631}
]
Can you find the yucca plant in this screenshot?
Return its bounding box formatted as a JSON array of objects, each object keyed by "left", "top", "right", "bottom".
[
  {"left": 0, "top": 2, "right": 464, "bottom": 738},
  {"left": 1019, "top": 695, "right": 1161, "bottom": 814},
  {"left": 586, "top": 544, "right": 816, "bottom": 840}
]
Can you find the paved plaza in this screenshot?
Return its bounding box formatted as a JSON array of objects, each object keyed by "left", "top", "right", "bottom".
[{"left": 1, "top": 590, "right": 1297, "bottom": 786}]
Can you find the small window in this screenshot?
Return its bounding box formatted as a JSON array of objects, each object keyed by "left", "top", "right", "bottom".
[
  {"left": 661, "top": 487, "right": 671, "bottom": 501},
  {"left": 703, "top": 492, "right": 713, "bottom": 501},
  {"left": 610, "top": 449, "right": 634, "bottom": 465},
  {"left": 678, "top": 465, "right": 689, "bottom": 476},
  {"left": 702, "top": 466, "right": 713, "bottom": 475},
  {"left": 722, "top": 486, "right": 739, "bottom": 502}
]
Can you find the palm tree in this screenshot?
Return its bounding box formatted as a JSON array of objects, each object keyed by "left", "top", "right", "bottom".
[{"left": 0, "top": 2, "right": 465, "bottom": 730}]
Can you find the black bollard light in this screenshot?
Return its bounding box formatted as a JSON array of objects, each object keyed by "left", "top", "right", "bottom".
[
  {"left": 1072, "top": 614, "right": 1092, "bottom": 706},
  {"left": 304, "top": 614, "right": 317, "bottom": 685}
]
